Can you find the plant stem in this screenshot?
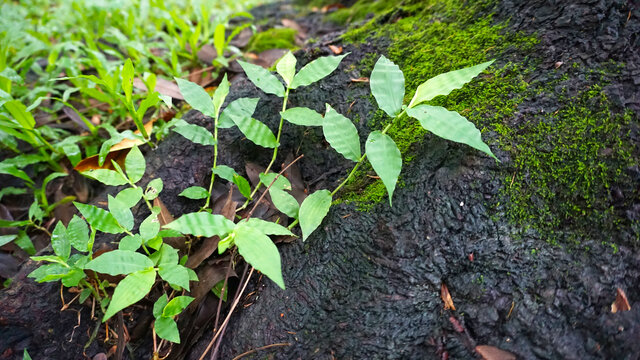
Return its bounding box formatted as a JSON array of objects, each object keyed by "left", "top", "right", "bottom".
[{"left": 203, "top": 111, "right": 221, "bottom": 209}]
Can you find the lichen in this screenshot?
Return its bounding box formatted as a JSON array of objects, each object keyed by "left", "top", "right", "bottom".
[{"left": 246, "top": 28, "right": 298, "bottom": 54}]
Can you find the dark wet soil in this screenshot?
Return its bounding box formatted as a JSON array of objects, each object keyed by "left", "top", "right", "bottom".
[{"left": 1, "top": 0, "right": 639, "bottom": 359}]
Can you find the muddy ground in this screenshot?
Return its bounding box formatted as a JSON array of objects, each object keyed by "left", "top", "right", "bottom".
[{"left": 1, "top": 0, "right": 639, "bottom": 359}]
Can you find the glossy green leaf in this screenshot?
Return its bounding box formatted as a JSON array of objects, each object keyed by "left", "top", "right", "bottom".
[
  {"left": 213, "top": 24, "right": 226, "bottom": 60},
  {"left": 61, "top": 268, "right": 86, "bottom": 287},
  {"left": 108, "top": 195, "right": 134, "bottom": 231},
  {"left": 280, "top": 107, "right": 323, "bottom": 126},
  {"left": 125, "top": 145, "right": 145, "bottom": 183},
  {"left": 0, "top": 164, "right": 33, "bottom": 184},
  {"left": 3, "top": 100, "right": 35, "bottom": 129},
  {"left": 234, "top": 225, "right": 285, "bottom": 289},
  {"left": 233, "top": 174, "right": 252, "bottom": 199},
  {"left": 276, "top": 51, "right": 296, "bottom": 87},
  {"left": 241, "top": 218, "right": 295, "bottom": 236},
  {"left": 218, "top": 97, "right": 259, "bottom": 129},
  {"left": 322, "top": 104, "right": 361, "bottom": 161},
  {"left": 115, "top": 187, "right": 143, "bottom": 208},
  {"left": 172, "top": 119, "right": 215, "bottom": 146},
  {"left": 140, "top": 207, "right": 161, "bottom": 241},
  {"left": 118, "top": 234, "right": 142, "bottom": 251},
  {"left": 165, "top": 212, "right": 235, "bottom": 238},
  {"left": 144, "top": 178, "right": 163, "bottom": 201},
  {"left": 154, "top": 317, "right": 180, "bottom": 343},
  {"left": 370, "top": 56, "right": 405, "bottom": 117},
  {"left": 365, "top": 131, "right": 402, "bottom": 205},
  {"left": 27, "top": 263, "right": 69, "bottom": 283},
  {"left": 237, "top": 60, "right": 284, "bottom": 97},
  {"left": 0, "top": 234, "right": 17, "bottom": 247},
  {"left": 158, "top": 264, "right": 191, "bottom": 291},
  {"left": 67, "top": 215, "right": 90, "bottom": 252},
  {"left": 211, "top": 165, "right": 236, "bottom": 182},
  {"left": 408, "top": 60, "right": 494, "bottom": 108},
  {"left": 269, "top": 187, "right": 299, "bottom": 218},
  {"left": 122, "top": 59, "right": 134, "bottom": 104},
  {"left": 85, "top": 250, "right": 154, "bottom": 275},
  {"left": 232, "top": 116, "right": 278, "bottom": 148},
  {"left": 179, "top": 186, "right": 209, "bottom": 199},
  {"left": 163, "top": 295, "right": 194, "bottom": 317},
  {"left": 212, "top": 73, "right": 229, "bottom": 116},
  {"left": 81, "top": 169, "right": 128, "bottom": 186},
  {"left": 298, "top": 189, "right": 332, "bottom": 241},
  {"left": 290, "top": 53, "right": 348, "bottom": 89},
  {"left": 51, "top": 221, "right": 70, "bottom": 260},
  {"left": 406, "top": 105, "right": 496, "bottom": 160},
  {"left": 74, "top": 202, "right": 122, "bottom": 234},
  {"left": 175, "top": 78, "right": 215, "bottom": 117},
  {"left": 103, "top": 267, "right": 156, "bottom": 321},
  {"left": 153, "top": 294, "right": 169, "bottom": 318}
]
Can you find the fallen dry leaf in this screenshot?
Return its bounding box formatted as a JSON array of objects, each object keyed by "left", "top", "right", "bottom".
[
  {"left": 611, "top": 287, "right": 631, "bottom": 313},
  {"left": 229, "top": 27, "right": 253, "bottom": 48},
  {"left": 475, "top": 345, "right": 516, "bottom": 360},
  {"left": 74, "top": 119, "right": 154, "bottom": 172},
  {"left": 329, "top": 45, "right": 343, "bottom": 55},
  {"left": 440, "top": 283, "right": 456, "bottom": 311},
  {"left": 133, "top": 77, "right": 183, "bottom": 100},
  {"left": 350, "top": 77, "right": 369, "bottom": 83},
  {"left": 321, "top": 3, "right": 346, "bottom": 12}
]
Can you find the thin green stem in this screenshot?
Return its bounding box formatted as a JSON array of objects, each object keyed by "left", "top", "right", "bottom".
[{"left": 203, "top": 112, "right": 221, "bottom": 210}]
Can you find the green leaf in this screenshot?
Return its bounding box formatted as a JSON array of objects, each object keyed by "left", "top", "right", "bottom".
[
  {"left": 179, "top": 186, "right": 209, "bottom": 199},
  {"left": 280, "top": 107, "right": 324, "bottom": 126},
  {"left": 158, "top": 264, "right": 191, "bottom": 291},
  {"left": 237, "top": 60, "right": 285, "bottom": 97},
  {"left": 28, "top": 201, "right": 44, "bottom": 222},
  {"left": 276, "top": 51, "right": 297, "bottom": 87},
  {"left": 0, "top": 164, "right": 33, "bottom": 184},
  {"left": 23, "top": 349, "right": 32, "bottom": 360},
  {"left": 163, "top": 295, "right": 194, "bottom": 317},
  {"left": 103, "top": 267, "right": 156, "bottom": 321},
  {"left": 119, "top": 234, "right": 142, "bottom": 251},
  {"left": 0, "top": 234, "right": 17, "bottom": 247},
  {"left": 27, "top": 263, "right": 69, "bottom": 282},
  {"left": 370, "top": 56, "right": 405, "bottom": 117},
  {"left": 51, "top": 221, "right": 70, "bottom": 260},
  {"left": 115, "top": 187, "right": 143, "bottom": 208},
  {"left": 172, "top": 119, "right": 216, "bottom": 146},
  {"left": 259, "top": 172, "right": 291, "bottom": 190},
  {"left": 153, "top": 294, "right": 169, "bottom": 318},
  {"left": 290, "top": 53, "right": 349, "bottom": 89},
  {"left": 122, "top": 59, "right": 134, "bottom": 104},
  {"left": 219, "top": 97, "right": 258, "bottom": 129},
  {"left": 81, "top": 169, "right": 129, "bottom": 186},
  {"left": 144, "top": 178, "right": 163, "bottom": 201},
  {"left": 154, "top": 316, "right": 180, "bottom": 343},
  {"left": 30, "top": 255, "right": 67, "bottom": 265},
  {"left": 211, "top": 165, "right": 236, "bottom": 182},
  {"left": 175, "top": 78, "right": 215, "bottom": 117},
  {"left": 212, "top": 280, "right": 228, "bottom": 301},
  {"left": 408, "top": 60, "right": 494, "bottom": 108},
  {"left": 108, "top": 195, "right": 134, "bottom": 231},
  {"left": 165, "top": 212, "right": 235, "bottom": 238},
  {"left": 74, "top": 202, "right": 122, "bottom": 234},
  {"left": 125, "top": 145, "right": 145, "bottom": 183},
  {"left": 298, "top": 189, "right": 332, "bottom": 241},
  {"left": 14, "top": 231, "right": 35, "bottom": 255},
  {"left": 241, "top": 218, "right": 295, "bottom": 236},
  {"left": 234, "top": 225, "right": 285, "bottom": 289},
  {"left": 212, "top": 73, "right": 229, "bottom": 116},
  {"left": 140, "top": 207, "right": 161, "bottom": 241},
  {"left": 67, "top": 215, "right": 90, "bottom": 252},
  {"left": 233, "top": 174, "right": 252, "bottom": 199},
  {"left": 232, "top": 116, "right": 278, "bottom": 148},
  {"left": 85, "top": 250, "right": 154, "bottom": 275},
  {"left": 61, "top": 268, "right": 86, "bottom": 287},
  {"left": 322, "top": 104, "right": 361, "bottom": 161},
  {"left": 214, "top": 24, "right": 226, "bottom": 60},
  {"left": 406, "top": 105, "right": 496, "bottom": 160},
  {"left": 365, "top": 131, "right": 402, "bottom": 205},
  {"left": 3, "top": 100, "right": 35, "bottom": 129},
  {"left": 269, "top": 187, "right": 299, "bottom": 218}
]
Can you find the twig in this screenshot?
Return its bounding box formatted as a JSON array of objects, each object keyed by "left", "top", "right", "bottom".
[
  {"left": 213, "top": 252, "right": 235, "bottom": 333},
  {"left": 231, "top": 343, "right": 292, "bottom": 360},
  {"left": 197, "top": 267, "right": 254, "bottom": 360},
  {"left": 210, "top": 264, "right": 249, "bottom": 360}
]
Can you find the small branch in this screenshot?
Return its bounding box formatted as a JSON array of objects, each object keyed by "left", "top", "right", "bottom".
[
  {"left": 246, "top": 154, "right": 304, "bottom": 219},
  {"left": 231, "top": 343, "right": 292, "bottom": 360}
]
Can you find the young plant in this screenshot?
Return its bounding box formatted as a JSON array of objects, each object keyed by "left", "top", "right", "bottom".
[{"left": 29, "top": 145, "right": 197, "bottom": 344}]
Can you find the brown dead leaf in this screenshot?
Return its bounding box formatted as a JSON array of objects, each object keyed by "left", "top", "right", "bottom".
[
  {"left": 611, "top": 287, "right": 631, "bottom": 313},
  {"left": 197, "top": 44, "right": 218, "bottom": 64},
  {"left": 188, "top": 66, "right": 215, "bottom": 87},
  {"left": 475, "top": 345, "right": 516, "bottom": 360},
  {"left": 440, "top": 283, "right": 456, "bottom": 311},
  {"left": 74, "top": 119, "right": 154, "bottom": 172},
  {"left": 133, "top": 77, "right": 183, "bottom": 100},
  {"left": 155, "top": 197, "right": 186, "bottom": 250},
  {"left": 321, "top": 3, "right": 346, "bottom": 12},
  {"left": 188, "top": 262, "right": 234, "bottom": 310},
  {"left": 350, "top": 77, "right": 369, "bottom": 83},
  {"left": 229, "top": 27, "right": 253, "bottom": 48},
  {"left": 329, "top": 45, "right": 343, "bottom": 55}
]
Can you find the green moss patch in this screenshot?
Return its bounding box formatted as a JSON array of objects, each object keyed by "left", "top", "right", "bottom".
[{"left": 246, "top": 28, "right": 298, "bottom": 54}]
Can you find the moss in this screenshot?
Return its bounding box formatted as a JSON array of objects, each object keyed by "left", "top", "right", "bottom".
[{"left": 246, "top": 28, "right": 298, "bottom": 54}]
